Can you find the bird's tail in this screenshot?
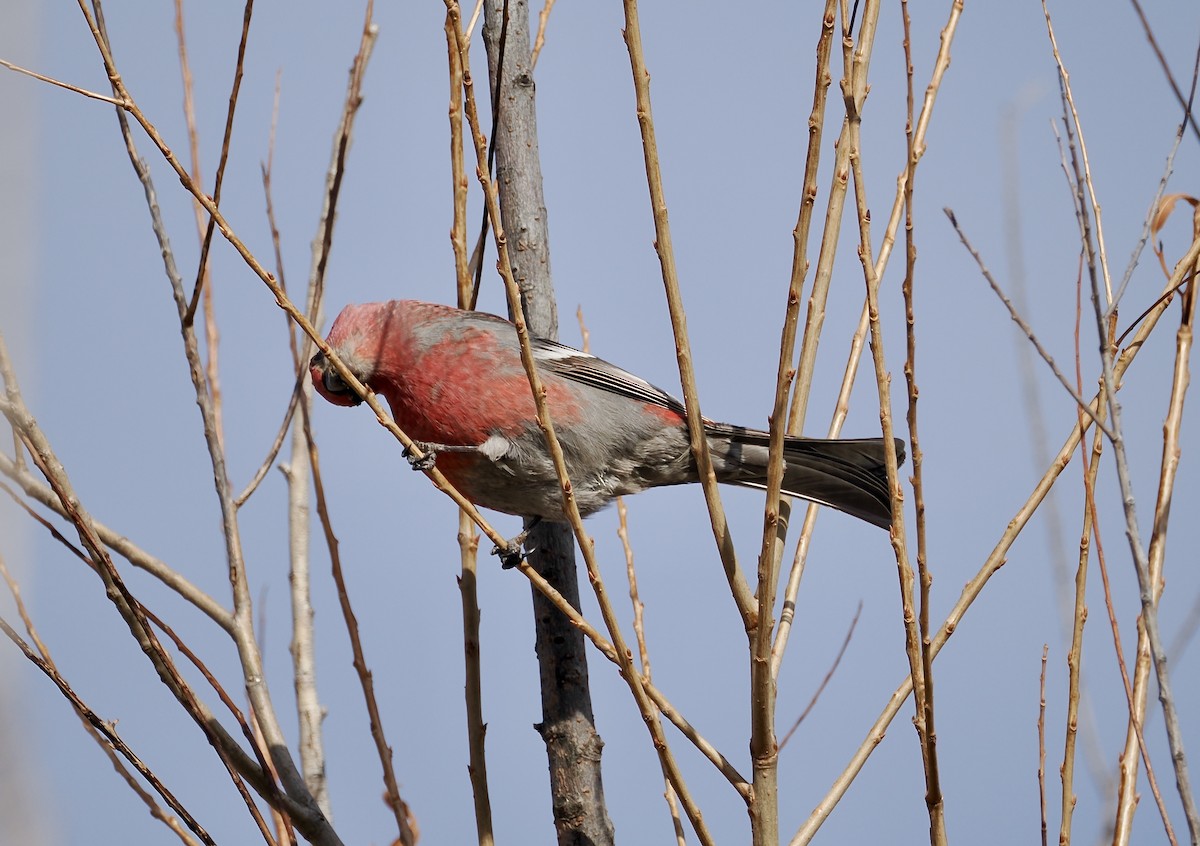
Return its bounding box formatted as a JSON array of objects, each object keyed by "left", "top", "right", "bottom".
[{"left": 704, "top": 424, "right": 905, "bottom": 528}]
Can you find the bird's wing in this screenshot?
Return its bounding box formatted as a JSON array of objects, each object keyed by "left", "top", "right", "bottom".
[{"left": 531, "top": 337, "right": 686, "bottom": 414}]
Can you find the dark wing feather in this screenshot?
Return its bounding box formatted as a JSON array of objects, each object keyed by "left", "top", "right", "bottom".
[{"left": 531, "top": 338, "right": 686, "bottom": 414}]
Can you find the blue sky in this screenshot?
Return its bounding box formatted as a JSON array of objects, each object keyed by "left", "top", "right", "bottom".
[{"left": 3, "top": 2, "right": 1199, "bottom": 844}]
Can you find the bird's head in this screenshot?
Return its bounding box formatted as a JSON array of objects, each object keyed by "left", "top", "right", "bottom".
[{"left": 310, "top": 302, "right": 404, "bottom": 407}]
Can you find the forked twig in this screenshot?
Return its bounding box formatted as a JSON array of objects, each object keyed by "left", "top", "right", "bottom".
[{"left": 0, "top": 57, "right": 123, "bottom": 104}]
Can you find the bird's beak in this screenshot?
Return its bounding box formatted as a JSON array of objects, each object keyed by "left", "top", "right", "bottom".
[{"left": 310, "top": 351, "right": 365, "bottom": 406}]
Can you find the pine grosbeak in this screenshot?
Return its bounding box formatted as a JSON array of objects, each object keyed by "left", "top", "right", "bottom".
[{"left": 310, "top": 300, "right": 903, "bottom": 533}]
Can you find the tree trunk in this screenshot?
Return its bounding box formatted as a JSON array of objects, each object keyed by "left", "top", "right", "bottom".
[{"left": 481, "top": 3, "right": 615, "bottom": 845}]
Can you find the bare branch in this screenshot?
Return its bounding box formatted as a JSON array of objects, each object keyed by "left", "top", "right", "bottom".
[
  {"left": 778, "top": 601, "right": 862, "bottom": 752},
  {"left": 0, "top": 57, "right": 124, "bottom": 104},
  {"left": 0, "top": 614, "right": 216, "bottom": 846},
  {"left": 944, "top": 207, "right": 1116, "bottom": 440},
  {"left": 621, "top": 0, "right": 752, "bottom": 632}
]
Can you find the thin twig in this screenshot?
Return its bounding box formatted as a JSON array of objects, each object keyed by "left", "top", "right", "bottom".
[
  {"left": 585, "top": 298, "right": 686, "bottom": 840},
  {"left": 778, "top": 601, "right": 862, "bottom": 751},
  {"left": 0, "top": 57, "right": 124, "bottom": 104},
  {"left": 1038, "top": 645, "right": 1048, "bottom": 846},
  {"left": 448, "top": 12, "right": 494, "bottom": 844},
  {"left": 1057, "top": 419, "right": 1096, "bottom": 846},
  {"left": 173, "top": 0, "right": 225, "bottom": 451},
  {"left": 0, "top": 614, "right": 216, "bottom": 846},
  {"left": 621, "top": 0, "right": 753, "bottom": 634},
  {"left": 1112, "top": 84, "right": 1193, "bottom": 307},
  {"left": 236, "top": 376, "right": 303, "bottom": 507},
  {"left": 457, "top": 508, "right": 493, "bottom": 846},
  {"left": 1059, "top": 278, "right": 1104, "bottom": 844},
  {"left": 0, "top": 466, "right": 231, "bottom": 630},
  {"left": 0, "top": 555, "right": 201, "bottom": 846},
  {"left": 899, "top": 7, "right": 939, "bottom": 836},
  {"left": 617, "top": 497, "right": 686, "bottom": 842},
  {"left": 183, "top": 0, "right": 255, "bottom": 330},
  {"left": 945, "top": 208, "right": 1116, "bottom": 439},
  {"left": 529, "top": 0, "right": 556, "bottom": 68},
  {"left": 1042, "top": 6, "right": 1114, "bottom": 309},
  {"left": 845, "top": 3, "right": 943, "bottom": 834},
  {"left": 1126, "top": 0, "right": 1200, "bottom": 144}
]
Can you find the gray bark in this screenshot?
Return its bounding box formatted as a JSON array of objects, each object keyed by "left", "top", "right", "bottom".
[{"left": 481, "top": 3, "right": 615, "bottom": 844}]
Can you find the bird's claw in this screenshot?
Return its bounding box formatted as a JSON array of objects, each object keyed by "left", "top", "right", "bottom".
[
  {"left": 492, "top": 526, "right": 537, "bottom": 570},
  {"left": 493, "top": 539, "right": 527, "bottom": 570},
  {"left": 403, "top": 442, "right": 437, "bottom": 471}
]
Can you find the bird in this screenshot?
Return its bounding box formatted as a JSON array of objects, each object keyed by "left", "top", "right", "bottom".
[{"left": 310, "top": 300, "right": 903, "bottom": 559}]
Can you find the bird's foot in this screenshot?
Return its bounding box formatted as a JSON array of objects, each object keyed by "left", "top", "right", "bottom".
[
  {"left": 492, "top": 518, "right": 542, "bottom": 569},
  {"left": 493, "top": 538, "right": 527, "bottom": 570},
  {"left": 402, "top": 441, "right": 439, "bottom": 471},
  {"left": 404, "top": 440, "right": 488, "bottom": 471}
]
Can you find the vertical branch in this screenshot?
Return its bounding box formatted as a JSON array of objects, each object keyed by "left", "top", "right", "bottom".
[
  {"left": 447, "top": 12, "right": 494, "bottom": 844},
  {"left": 844, "top": 0, "right": 945, "bottom": 840},
  {"left": 291, "top": 10, "right": 422, "bottom": 844},
  {"left": 620, "top": 0, "right": 755, "bottom": 628},
  {"left": 1113, "top": 238, "right": 1199, "bottom": 845},
  {"left": 1038, "top": 645, "right": 1049, "bottom": 846},
  {"left": 283, "top": 5, "right": 380, "bottom": 821},
  {"left": 283, "top": 261, "right": 326, "bottom": 816},
  {"left": 898, "top": 1, "right": 939, "bottom": 839},
  {"left": 769, "top": 0, "right": 838, "bottom": 668},
  {"left": 578, "top": 302, "right": 685, "bottom": 842},
  {"left": 173, "top": 0, "right": 225, "bottom": 449},
  {"left": 476, "top": 3, "right": 614, "bottom": 844},
  {"left": 1058, "top": 421, "right": 1101, "bottom": 845},
  {"left": 619, "top": 501, "right": 687, "bottom": 845},
  {"left": 183, "top": 0, "right": 256, "bottom": 326},
  {"left": 785, "top": 1, "right": 855, "bottom": 440}
]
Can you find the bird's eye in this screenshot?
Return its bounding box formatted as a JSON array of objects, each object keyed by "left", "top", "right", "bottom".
[{"left": 323, "top": 368, "right": 351, "bottom": 395}]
